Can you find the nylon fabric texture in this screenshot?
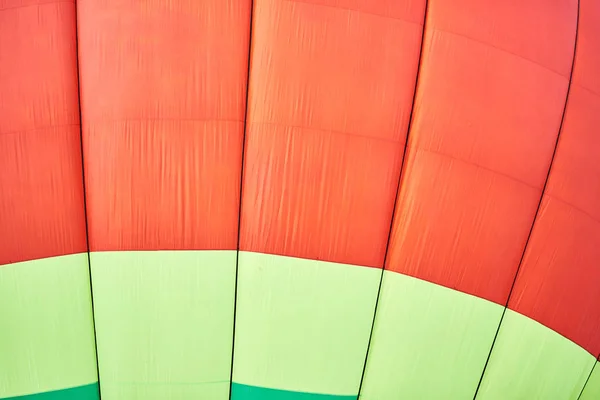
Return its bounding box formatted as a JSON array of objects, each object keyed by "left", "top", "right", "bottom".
[{"left": 1, "top": 0, "right": 599, "bottom": 399}]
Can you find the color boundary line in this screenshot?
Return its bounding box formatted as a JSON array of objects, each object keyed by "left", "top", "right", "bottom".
[
  {"left": 231, "top": 382, "right": 356, "bottom": 400},
  {"left": 471, "top": 1, "right": 581, "bottom": 397},
  {"left": 0, "top": 383, "right": 99, "bottom": 400}
]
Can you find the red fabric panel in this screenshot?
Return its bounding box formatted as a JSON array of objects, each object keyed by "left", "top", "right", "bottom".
[
  {"left": 385, "top": 0, "right": 577, "bottom": 304},
  {"left": 0, "top": 1, "right": 86, "bottom": 266},
  {"left": 571, "top": 0, "right": 600, "bottom": 96},
  {"left": 239, "top": 0, "right": 426, "bottom": 268},
  {"left": 509, "top": 0, "right": 600, "bottom": 356},
  {"left": 78, "top": 0, "right": 252, "bottom": 251}
]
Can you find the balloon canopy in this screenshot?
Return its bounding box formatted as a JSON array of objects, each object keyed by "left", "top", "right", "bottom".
[{"left": 1, "top": 0, "right": 599, "bottom": 399}]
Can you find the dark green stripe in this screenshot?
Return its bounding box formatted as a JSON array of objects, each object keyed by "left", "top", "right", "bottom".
[
  {"left": 1, "top": 383, "right": 99, "bottom": 400},
  {"left": 231, "top": 383, "right": 356, "bottom": 400}
]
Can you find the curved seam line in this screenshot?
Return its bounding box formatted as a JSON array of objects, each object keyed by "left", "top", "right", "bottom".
[
  {"left": 572, "top": 82, "right": 600, "bottom": 98},
  {"left": 431, "top": 26, "right": 569, "bottom": 79},
  {"left": 249, "top": 120, "right": 402, "bottom": 144},
  {"left": 283, "top": 0, "right": 423, "bottom": 25},
  {"left": 228, "top": 3, "right": 255, "bottom": 399},
  {"left": 409, "top": 145, "right": 540, "bottom": 189},
  {"left": 354, "top": 1, "right": 430, "bottom": 398},
  {"left": 544, "top": 193, "right": 600, "bottom": 226},
  {"left": 73, "top": 1, "right": 102, "bottom": 398},
  {"left": 471, "top": 0, "right": 580, "bottom": 397},
  {"left": 83, "top": 118, "right": 244, "bottom": 125}
]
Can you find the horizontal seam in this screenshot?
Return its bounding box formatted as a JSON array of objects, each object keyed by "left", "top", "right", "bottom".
[
  {"left": 429, "top": 27, "right": 569, "bottom": 79},
  {"left": 0, "top": 123, "right": 79, "bottom": 136},
  {"left": 83, "top": 118, "right": 243, "bottom": 125},
  {"left": 544, "top": 192, "right": 600, "bottom": 226},
  {"left": 99, "top": 380, "right": 230, "bottom": 386},
  {"left": 572, "top": 82, "right": 600, "bottom": 98},
  {"left": 1, "top": 119, "right": 244, "bottom": 136},
  {"left": 0, "top": 0, "right": 74, "bottom": 12},
  {"left": 248, "top": 120, "right": 402, "bottom": 144},
  {"left": 408, "top": 145, "right": 540, "bottom": 190},
  {"left": 284, "top": 0, "right": 423, "bottom": 26}
]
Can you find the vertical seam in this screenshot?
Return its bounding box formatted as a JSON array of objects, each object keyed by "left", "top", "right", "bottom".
[
  {"left": 73, "top": 1, "right": 102, "bottom": 398},
  {"left": 354, "top": 1, "right": 430, "bottom": 398},
  {"left": 228, "top": 2, "right": 255, "bottom": 399},
  {"left": 471, "top": 1, "right": 580, "bottom": 397},
  {"left": 576, "top": 358, "right": 598, "bottom": 400}
]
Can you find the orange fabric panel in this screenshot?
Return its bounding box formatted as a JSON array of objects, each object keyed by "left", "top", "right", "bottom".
[
  {"left": 385, "top": 0, "right": 577, "bottom": 304},
  {"left": 509, "top": 0, "right": 600, "bottom": 355},
  {"left": 0, "top": 1, "right": 86, "bottom": 265},
  {"left": 388, "top": 150, "right": 540, "bottom": 303},
  {"left": 0, "top": 0, "right": 61, "bottom": 9},
  {"left": 239, "top": 0, "right": 426, "bottom": 268},
  {"left": 78, "top": 0, "right": 252, "bottom": 251},
  {"left": 428, "top": 0, "right": 575, "bottom": 77},
  {"left": 291, "top": 0, "right": 424, "bottom": 21}
]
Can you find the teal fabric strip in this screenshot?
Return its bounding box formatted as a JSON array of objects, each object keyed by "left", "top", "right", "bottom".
[
  {"left": 231, "top": 383, "right": 356, "bottom": 400},
  {"left": 1, "top": 383, "right": 99, "bottom": 400}
]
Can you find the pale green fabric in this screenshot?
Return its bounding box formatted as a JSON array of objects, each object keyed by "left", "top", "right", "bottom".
[
  {"left": 232, "top": 251, "right": 380, "bottom": 396},
  {"left": 578, "top": 362, "right": 600, "bottom": 400},
  {"left": 360, "top": 270, "right": 503, "bottom": 399},
  {"left": 477, "top": 309, "right": 595, "bottom": 400},
  {"left": 0, "top": 254, "right": 98, "bottom": 398},
  {"left": 90, "top": 251, "right": 236, "bottom": 400}
]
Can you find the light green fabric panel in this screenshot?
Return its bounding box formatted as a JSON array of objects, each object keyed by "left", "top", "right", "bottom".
[
  {"left": 359, "top": 270, "right": 503, "bottom": 399},
  {"left": 579, "top": 362, "right": 600, "bottom": 400},
  {"left": 0, "top": 254, "right": 98, "bottom": 398},
  {"left": 476, "top": 309, "right": 595, "bottom": 400},
  {"left": 232, "top": 251, "right": 380, "bottom": 396},
  {"left": 90, "top": 251, "right": 236, "bottom": 400}
]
